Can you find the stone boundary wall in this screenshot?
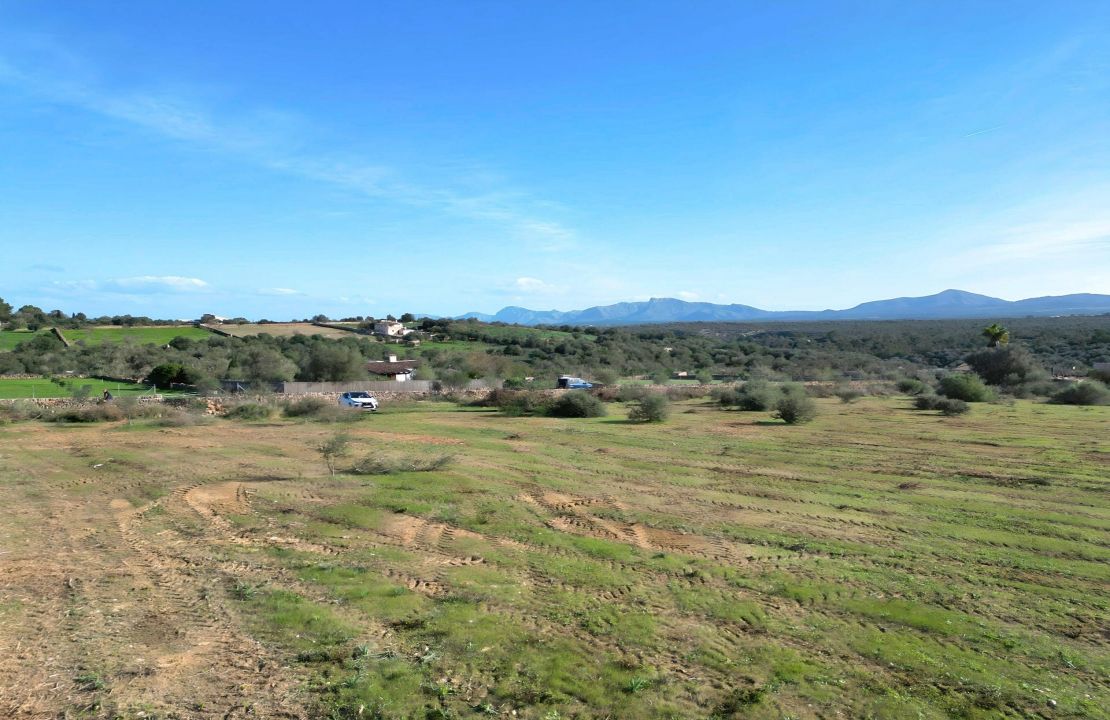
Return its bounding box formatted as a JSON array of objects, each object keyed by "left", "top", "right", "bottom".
[{"left": 279, "top": 379, "right": 500, "bottom": 394}]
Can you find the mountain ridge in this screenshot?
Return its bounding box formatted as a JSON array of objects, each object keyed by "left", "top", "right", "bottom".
[{"left": 456, "top": 290, "right": 1110, "bottom": 325}]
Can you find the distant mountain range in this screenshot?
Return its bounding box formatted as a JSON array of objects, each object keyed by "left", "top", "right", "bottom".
[{"left": 457, "top": 290, "right": 1110, "bottom": 326}]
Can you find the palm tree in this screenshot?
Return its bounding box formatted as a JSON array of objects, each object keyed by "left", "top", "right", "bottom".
[{"left": 982, "top": 323, "right": 1010, "bottom": 347}]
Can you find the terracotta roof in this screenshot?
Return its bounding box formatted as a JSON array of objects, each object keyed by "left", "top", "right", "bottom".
[{"left": 366, "top": 360, "right": 419, "bottom": 375}]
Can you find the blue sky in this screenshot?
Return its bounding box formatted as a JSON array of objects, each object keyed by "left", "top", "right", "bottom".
[{"left": 2, "top": 1, "right": 1109, "bottom": 319}]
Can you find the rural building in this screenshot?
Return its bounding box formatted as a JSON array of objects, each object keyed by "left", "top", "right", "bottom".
[
  {"left": 367, "top": 354, "right": 419, "bottom": 382},
  {"left": 373, "top": 321, "right": 412, "bottom": 337}
]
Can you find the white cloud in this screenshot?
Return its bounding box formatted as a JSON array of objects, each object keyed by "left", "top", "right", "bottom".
[
  {"left": 53, "top": 275, "right": 210, "bottom": 295},
  {"left": 107, "top": 275, "right": 209, "bottom": 291},
  {"left": 514, "top": 277, "right": 550, "bottom": 292},
  {"left": 676, "top": 290, "right": 699, "bottom": 301},
  {"left": 257, "top": 287, "right": 303, "bottom": 296}
]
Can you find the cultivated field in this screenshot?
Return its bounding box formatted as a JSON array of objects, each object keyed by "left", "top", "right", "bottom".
[
  {"left": 62, "top": 326, "right": 214, "bottom": 346},
  {"left": 209, "top": 323, "right": 359, "bottom": 340},
  {"left": 0, "top": 398, "right": 1106, "bottom": 719},
  {"left": 0, "top": 327, "right": 213, "bottom": 350},
  {"left": 0, "top": 377, "right": 168, "bottom": 399},
  {"left": 0, "top": 331, "right": 38, "bottom": 352}
]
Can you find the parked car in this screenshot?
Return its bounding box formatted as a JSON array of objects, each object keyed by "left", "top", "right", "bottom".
[
  {"left": 338, "top": 391, "right": 379, "bottom": 410},
  {"left": 556, "top": 375, "right": 593, "bottom": 389}
]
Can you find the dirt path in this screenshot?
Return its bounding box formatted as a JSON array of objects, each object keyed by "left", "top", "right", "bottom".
[{"left": 0, "top": 446, "right": 310, "bottom": 718}]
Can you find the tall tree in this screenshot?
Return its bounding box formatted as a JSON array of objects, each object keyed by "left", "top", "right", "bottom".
[{"left": 982, "top": 323, "right": 1010, "bottom": 347}]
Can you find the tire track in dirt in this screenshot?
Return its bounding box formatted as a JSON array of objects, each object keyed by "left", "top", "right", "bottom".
[{"left": 105, "top": 485, "right": 309, "bottom": 718}]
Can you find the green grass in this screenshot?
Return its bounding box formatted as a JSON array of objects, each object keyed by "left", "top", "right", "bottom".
[
  {"left": 0, "top": 376, "right": 172, "bottom": 399},
  {"left": 62, "top": 325, "right": 213, "bottom": 345},
  {"left": 0, "top": 329, "right": 38, "bottom": 351},
  {"left": 0, "top": 325, "right": 212, "bottom": 350}
]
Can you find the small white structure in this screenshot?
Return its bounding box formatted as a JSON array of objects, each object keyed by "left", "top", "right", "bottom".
[{"left": 373, "top": 321, "right": 412, "bottom": 337}]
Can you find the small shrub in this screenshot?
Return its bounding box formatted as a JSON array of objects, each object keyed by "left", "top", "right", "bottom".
[
  {"left": 547, "top": 391, "right": 606, "bottom": 418},
  {"left": 70, "top": 384, "right": 94, "bottom": 402},
  {"left": 616, "top": 385, "right": 649, "bottom": 403},
  {"left": 591, "top": 385, "right": 622, "bottom": 402},
  {"left": 732, "top": 380, "right": 778, "bottom": 411},
  {"left": 965, "top": 346, "right": 1045, "bottom": 387},
  {"left": 665, "top": 385, "right": 709, "bottom": 401},
  {"left": 628, "top": 393, "right": 669, "bottom": 422},
  {"left": 0, "top": 402, "right": 40, "bottom": 422},
  {"left": 316, "top": 432, "right": 350, "bottom": 476},
  {"left": 225, "top": 403, "right": 273, "bottom": 420},
  {"left": 1051, "top": 380, "right": 1110, "bottom": 406},
  {"left": 490, "top": 389, "right": 547, "bottom": 416},
  {"left": 773, "top": 387, "right": 817, "bottom": 424},
  {"left": 914, "top": 394, "right": 941, "bottom": 410},
  {"left": 896, "top": 378, "right": 928, "bottom": 395},
  {"left": 711, "top": 386, "right": 739, "bottom": 406},
  {"left": 282, "top": 396, "right": 330, "bottom": 417},
  {"left": 834, "top": 386, "right": 864, "bottom": 403},
  {"left": 46, "top": 404, "right": 124, "bottom": 423},
  {"left": 936, "top": 398, "right": 970, "bottom": 416},
  {"left": 350, "top": 453, "right": 454, "bottom": 475},
  {"left": 937, "top": 373, "right": 993, "bottom": 402}
]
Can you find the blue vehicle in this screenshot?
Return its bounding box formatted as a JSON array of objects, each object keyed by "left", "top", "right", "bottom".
[{"left": 557, "top": 375, "right": 593, "bottom": 389}]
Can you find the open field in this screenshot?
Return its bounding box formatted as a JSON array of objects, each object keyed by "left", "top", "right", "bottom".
[
  {"left": 0, "top": 398, "right": 1106, "bottom": 718},
  {"left": 0, "top": 330, "right": 38, "bottom": 351},
  {"left": 209, "top": 323, "right": 360, "bottom": 340},
  {"left": 62, "top": 326, "right": 214, "bottom": 346},
  {"left": 0, "top": 377, "right": 174, "bottom": 399},
  {"left": 0, "top": 327, "right": 213, "bottom": 350}
]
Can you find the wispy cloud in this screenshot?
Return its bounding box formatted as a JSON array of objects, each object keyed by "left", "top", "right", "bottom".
[
  {"left": 513, "top": 277, "right": 554, "bottom": 293},
  {"left": 956, "top": 219, "right": 1110, "bottom": 265},
  {"left": 676, "top": 290, "right": 699, "bottom": 301},
  {"left": 0, "top": 38, "right": 577, "bottom": 250},
  {"left": 257, "top": 287, "right": 304, "bottom": 296},
  {"left": 53, "top": 275, "right": 211, "bottom": 294}
]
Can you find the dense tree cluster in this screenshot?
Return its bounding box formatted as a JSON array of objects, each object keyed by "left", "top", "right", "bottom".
[{"left": 0, "top": 295, "right": 1107, "bottom": 392}]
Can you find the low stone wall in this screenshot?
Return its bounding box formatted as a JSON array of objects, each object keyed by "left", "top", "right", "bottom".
[{"left": 0, "top": 395, "right": 170, "bottom": 409}]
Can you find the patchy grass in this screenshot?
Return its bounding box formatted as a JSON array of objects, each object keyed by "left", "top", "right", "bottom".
[{"left": 0, "top": 397, "right": 1106, "bottom": 718}]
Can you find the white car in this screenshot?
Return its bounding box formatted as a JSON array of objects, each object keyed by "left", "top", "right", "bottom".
[{"left": 338, "top": 391, "right": 379, "bottom": 411}]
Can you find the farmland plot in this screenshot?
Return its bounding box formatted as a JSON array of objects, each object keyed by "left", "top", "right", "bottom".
[{"left": 0, "top": 398, "right": 1105, "bottom": 719}]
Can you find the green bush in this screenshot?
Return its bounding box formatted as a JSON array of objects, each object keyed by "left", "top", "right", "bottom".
[
  {"left": 712, "top": 386, "right": 739, "bottom": 407},
  {"left": 834, "top": 386, "right": 864, "bottom": 403},
  {"left": 965, "top": 346, "right": 1046, "bottom": 387},
  {"left": 1051, "top": 380, "right": 1110, "bottom": 406},
  {"left": 936, "top": 398, "right": 970, "bottom": 415},
  {"left": 773, "top": 387, "right": 817, "bottom": 424},
  {"left": 628, "top": 393, "right": 669, "bottom": 422},
  {"left": 487, "top": 389, "right": 547, "bottom": 416},
  {"left": 732, "top": 380, "right": 778, "bottom": 411},
  {"left": 617, "top": 385, "right": 649, "bottom": 403},
  {"left": 547, "top": 391, "right": 607, "bottom": 418},
  {"left": 225, "top": 403, "right": 273, "bottom": 420},
  {"left": 349, "top": 453, "right": 454, "bottom": 475},
  {"left": 914, "top": 394, "right": 941, "bottom": 410},
  {"left": 282, "top": 396, "right": 331, "bottom": 417},
  {"left": 937, "top": 374, "right": 993, "bottom": 402},
  {"left": 896, "top": 378, "right": 927, "bottom": 395}
]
